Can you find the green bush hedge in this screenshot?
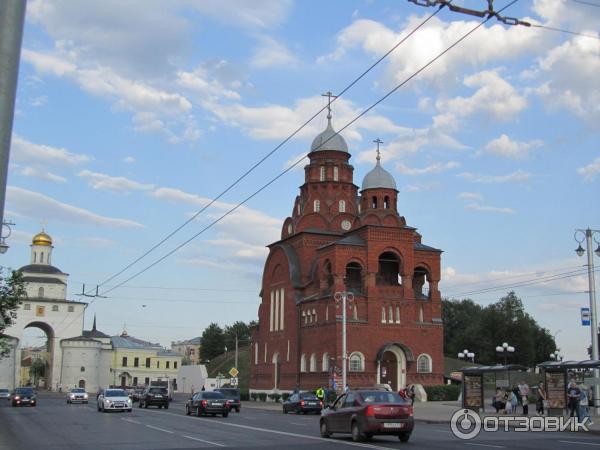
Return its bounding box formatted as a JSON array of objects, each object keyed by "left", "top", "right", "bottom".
[
  {"left": 282, "top": 393, "right": 291, "bottom": 402},
  {"left": 424, "top": 385, "right": 460, "bottom": 401},
  {"left": 250, "top": 392, "right": 258, "bottom": 401},
  {"left": 258, "top": 393, "right": 267, "bottom": 402},
  {"left": 240, "top": 389, "right": 249, "bottom": 401}
]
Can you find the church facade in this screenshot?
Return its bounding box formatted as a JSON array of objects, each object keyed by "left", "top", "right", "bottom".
[{"left": 250, "top": 109, "right": 444, "bottom": 394}]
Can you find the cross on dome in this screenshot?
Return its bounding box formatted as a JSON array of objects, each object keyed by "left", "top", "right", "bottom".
[
  {"left": 321, "top": 90, "right": 338, "bottom": 121},
  {"left": 373, "top": 138, "right": 383, "bottom": 162}
]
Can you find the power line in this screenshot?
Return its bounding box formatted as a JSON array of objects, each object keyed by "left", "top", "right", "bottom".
[
  {"left": 568, "top": 0, "right": 600, "bottom": 8},
  {"left": 528, "top": 23, "right": 600, "bottom": 41},
  {"left": 87, "top": 2, "right": 451, "bottom": 296},
  {"left": 71, "top": 281, "right": 255, "bottom": 293}
]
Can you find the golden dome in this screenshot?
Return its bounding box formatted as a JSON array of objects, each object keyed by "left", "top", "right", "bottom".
[{"left": 32, "top": 231, "right": 52, "bottom": 246}]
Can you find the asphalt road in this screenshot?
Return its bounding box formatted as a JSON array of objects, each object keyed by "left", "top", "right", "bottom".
[{"left": 1, "top": 395, "right": 599, "bottom": 450}]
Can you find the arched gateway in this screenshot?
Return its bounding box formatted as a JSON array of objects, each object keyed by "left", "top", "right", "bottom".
[
  {"left": 376, "top": 343, "right": 414, "bottom": 391},
  {"left": 0, "top": 231, "right": 86, "bottom": 390}
]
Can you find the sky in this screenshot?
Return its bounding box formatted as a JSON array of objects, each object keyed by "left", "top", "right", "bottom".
[{"left": 4, "top": 0, "right": 600, "bottom": 360}]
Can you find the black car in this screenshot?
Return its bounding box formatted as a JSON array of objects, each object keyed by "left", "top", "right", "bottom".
[
  {"left": 11, "top": 387, "right": 36, "bottom": 407},
  {"left": 131, "top": 388, "right": 145, "bottom": 402},
  {"left": 214, "top": 388, "right": 241, "bottom": 413},
  {"left": 186, "top": 391, "right": 229, "bottom": 417},
  {"left": 139, "top": 387, "right": 169, "bottom": 409},
  {"left": 283, "top": 392, "right": 323, "bottom": 414}
]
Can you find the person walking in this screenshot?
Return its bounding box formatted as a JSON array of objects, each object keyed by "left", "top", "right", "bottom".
[
  {"left": 518, "top": 380, "right": 530, "bottom": 415},
  {"left": 344, "top": 383, "right": 349, "bottom": 393},
  {"left": 536, "top": 382, "right": 546, "bottom": 415},
  {"left": 505, "top": 390, "right": 517, "bottom": 414},
  {"left": 567, "top": 381, "right": 581, "bottom": 420},
  {"left": 316, "top": 386, "right": 325, "bottom": 403},
  {"left": 493, "top": 388, "right": 505, "bottom": 413},
  {"left": 579, "top": 385, "right": 590, "bottom": 423}
]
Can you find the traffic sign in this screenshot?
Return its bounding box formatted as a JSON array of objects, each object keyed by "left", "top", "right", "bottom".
[
  {"left": 230, "top": 377, "right": 238, "bottom": 386},
  {"left": 229, "top": 367, "right": 239, "bottom": 378},
  {"left": 582, "top": 307, "right": 591, "bottom": 326}
]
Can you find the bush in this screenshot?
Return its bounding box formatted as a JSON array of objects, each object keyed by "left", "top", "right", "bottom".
[
  {"left": 250, "top": 392, "right": 258, "bottom": 401},
  {"left": 424, "top": 385, "right": 460, "bottom": 401},
  {"left": 282, "top": 393, "right": 291, "bottom": 402},
  {"left": 268, "top": 393, "right": 282, "bottom": 403},
  {"left": 240, "top": 388, "right": 249, "bottom": 401},
  {"left": 258, "top": 393, "right": 267, "bottom": 402}
]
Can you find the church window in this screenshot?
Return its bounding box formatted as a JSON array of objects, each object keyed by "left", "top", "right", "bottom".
[
  {"left": 33, "top": 252, "right": 36, "bottom": 263},
  {"left": 24, "top": 304, "right": 31, "bottom": 310},
  {"left": 353, "top": 304, "right": 358, "bottom": 320},
  {"left": 279, "top": 288, "right": 285, "bottom": 331},
  {"left": 314, "top": 200, "right": 320, "bottom": 212},
  {"left": 264, "top": 343, "right": 268, "bottom": 362},
  {"left": 345, "top": 262, "right": 362, "bottom": 293},
  {"left": 300, "top": 354, "right": 307, "bottom": 372},
  {"left": 381, "top": 306, "right": 386, "bottom": 323},
  {"left": 68, "top": 305, "right": 74, "bottom": 312},
  {"left": 157, "top": 361, "right": 160, "bottom": 368},
  {"left": 312, "top": 308, "right": 317, "bottom": 323},
  {"left": 145, "top": 377, "right": 150, "bottom": 385},
  {"left": 274, "top": 289, "right": 279, "bottom": 331},
  {"left": 134, "top": 357, "right": 139, "bottom": 367},
  {"left": 122, "top": 357, "right": 128, "bottom": 367},
  {"left": 325, "top": 306, "right": 329, "bottom": 321},
  {"left": 255, "top": 342, "right": 259, "bottom": 365},
  {"left": 166, "top": 361, "right": 170, "bottom": 369},
  {"left": 395, "top": 306, "right": 401, "bottom": 324},
  {"left": 417, "top": 354, "right": 432, "bottom": 373},
  {"left": 333, "top": 166, "right": 339, "bottom": 181},
  {"left": 349, "top": 352, "right": 364, "bottom": 372},
  {"left": 388, "top": 305, "right": 393, "bottom": 324},
  {"left": 372, "top": 196, "right": 378, "bottom": 209},
  {"left": 80, "top": 366, "right": 85, "bottom": 372},
  {"left": 270, "top": 290, "right": 274, "bottom": 332},
  {"left": 377, "top": 252, "right": 401, "bottom": 286},
  {"left": 384, "top": 196, "right": 390, "bottom": 209},
  {"left": 339, "top": 200, "right": 346, "bottom": 213},
  {"left": 302, "top": 311, "right": 307, "bottom": 325},
  {"left": 133, "top": 377, "right": 138, "bottom": 386},
  {"left": 320, "top": 166, "right": 326, "bottom": 181},
  {"left": 358, "top": 203, "right": 361, "bottom": 213},
  {"left": 310, "top": 353, "right": 317, "bottom": 372},
  {"left": 413, "top": 267, "right": 430, "bottom": 299},
  {"left": 40, "top": 252, "right": 44, "bottom": 263},
  {"left": 297, "top": 203, "right": 301, "bottom": 215},
  {"left": 52, "top": 305, "right": 58, "bottom": 312},
  {"left": 174, "top": 361, "right": 178, "bottom": 369},
  {"left": 322, "top": 353, "right": 330, "bottom": 372},
  {"left": 146, "top": 358, "right": 151, "bottom": 368},
  {"left": 39, "top": 287, "right": 45, "bottom": 298}
]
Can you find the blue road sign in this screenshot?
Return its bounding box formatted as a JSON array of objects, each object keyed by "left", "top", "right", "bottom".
[{"left": 581, "top": 307, "right": 591, "bottom": 326}]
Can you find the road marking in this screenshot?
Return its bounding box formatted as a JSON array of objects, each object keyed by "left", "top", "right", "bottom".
[
  {"left": 559, "top": 441, "right": 600, "bottom": 447},
  {"left": 183, "top": 435, "right": 225, "bottom": 447},
  {"left": 122, "top": 418, "right": 142, "bottom": 425},
  {"left": 141, "top": 409, "right": 392, "bottom": 449},
  {"left": 432, "top": 429, "right": 452, "bottom": 434},
  {"left": 146, "top": 424, "right": 174, "bottom": 434},
  {"left": 290, "top": 422, "right": 309, "bottom": 426},
  {"left": 464, "top": 444, "right": 506, "bottom": 449}
]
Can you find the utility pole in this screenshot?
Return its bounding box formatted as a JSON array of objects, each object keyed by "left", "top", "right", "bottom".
[
  {"left": 235, "top": 333, "right": 238, "bottom": 370},
  {"left": 0, "top": 0, "right": 27, "bottom": 228},
  {"left": 334, "top": 289, "right": 354, "bottom": 392}
]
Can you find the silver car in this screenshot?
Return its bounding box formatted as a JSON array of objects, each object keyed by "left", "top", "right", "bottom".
[
  {"left": 0, "top": 388, "right": 9, "bottom": 400},
  {"left": 97, "top": 389, "right": 132, "bottom": 413},
  {"left": 66, "top": 388, "right": 89, "bottom": 404}
]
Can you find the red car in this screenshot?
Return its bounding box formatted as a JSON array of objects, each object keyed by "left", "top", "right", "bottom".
[{"left": 320, "top": 389, "right": 413, "bottom": 442}]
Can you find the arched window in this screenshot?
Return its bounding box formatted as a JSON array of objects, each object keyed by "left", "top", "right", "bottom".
[
  {"left": 320, "top": 166, "right": 326, "bottom": 181},
  {"left": 349, "top": 352, "right": 364, "bottom": 372},
  {"left": 255, "top": 342, "right": 259, "bottom": 364},
  {"left": 377, "top": 252, "right": 401, "bottom": 286},
  {"left": 38, "top": 287, "right": 44, "bottom": 298},
  {"left": 297, "top": 203, "right": 301, "bottom": 215},
  {"left": 339, "top": 200, "right": 345, "bottom": 213},
  {"left": 413, "top": 267, "right": 430, "bottom": 299},
  {"left": 384, "top": 196, "right": 390, "bottom": 209},
  {"left": 300, "top": 354, "right": 307, "bottom": 372},
  {"left": 388, "top": 305, "right": 393, "bottom": 324},
  {"left": 345, "top": 262, "right": 362, "bottom": 293},
  {"left": 395, "top": 305, "right": 400, "bottom": 324},
  {"left": 419, "top": 305, "right": 424, "bottom": 322},
  {"left": 333, "top": 166, "right": 339, "bottom": 181},
  {"left": 312, "top": 308, "right": 317, "bottom": 323},
  {"left": 353, "top": 304, "right": 358, "bottom": 320},
  {"left": 381, "top": 306, "right": 386, "bottom": 323},
  {"left": 358, "top": 203, "right": 361, "bottom": 214},
  {"left": 40, "top": 252, "right": 44, "bottom": 263},
  {"left": 33, "top": 252, "right": 36, "bottom": 263},
  {"left": 302, "top": 311, "right": 307, "bottom": 325},
  {"left": 322, "top": 353, "right": 329, "bottom": 372},
  {"left": 310, "top": 353, "right": 317, "bottom": 372},
  {"left": 372, "top": 196, "right": 378, "bottom": 209},
  {"left": 314, "top": 200, "right": 320, "bottom": 212},
  {"left": 417, "top": 354, "right": 432, "bottom": 373}
]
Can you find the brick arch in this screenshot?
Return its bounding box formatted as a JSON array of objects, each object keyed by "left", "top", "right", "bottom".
[
  {"left": 381, "top": 214, "right": 402, "bottom": 227},
  {"left": 296, "top": 213, "right": 328, "bottom": 231},
  {"left": 359, "top": 213, "right": 381, "bottom": 226}
]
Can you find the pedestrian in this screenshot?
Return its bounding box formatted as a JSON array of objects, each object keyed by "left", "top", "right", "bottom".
[
  {"left": 493, "top": 388, "right": 505, "bottom": 413},
  {"left": 344, "top": 383, "right": 349, "bottom": 393},
  {"left": 316, "top": 386, "right": 325, "bottom": 403},
  {"left": 536, "top": 382, "right": 546, "bottom": 415},
  {"left": 567, "top": 381, "right": 581, "bottom": 420},
  {"left": 201, "top": 385, "right": 206, "bottom": 392},
  {"left": 579, "top": 385, "right": 590, "bottom": 423},
  {"left": 293, "top": 384, "right": 299, "bottom": 395},
  {"left": 191, "top": 386, "right": 195, "bottom": 395},
  {"left": 518, "top": 380, "right": 530, "bottom": 415},
  {"left": 408, "top": 385, "right": 416, "bottom": 405},
  {"left": 508, "top": 390, "right": 518, "bottom": 414},
  {"left": 512, "top": 384, "right": 521, "bottom": 407}
]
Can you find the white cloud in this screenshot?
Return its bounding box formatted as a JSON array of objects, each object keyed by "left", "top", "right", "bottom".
[
  {"left": 16, "top": 166, "right": 67, "bottom": 183},
  {"left": 577, "top": 157, "right": 600, "bottom": 182},
  {"left": 7, "top": 186, "right": 143, "bottom": 228},
  {"left": 123, "top": 156, "right": 135, "bottom": 164},
  {"left": 78, "top": 170, "right": 155, "bottom": 193},
  {"left": 481, "top": 134, "right": 543, "bottom": 159},
  {"left": 458, "top": 170, "right": 531, "bottom": 184},
  {"left": 251, "top": 36, "right": 298, "bottom": 69},
  {"left": 465, "top": 203, "right": 515, "bottom": 215},
  {"left": 458, "top": 192, "right": 483, "bottom": 202},
  {"left": 77, "top": 236, "right": 116, "bottom": 248},
  {"left": 396, "top": 161, "right": 459, "bottom": 176},
  {"left": 11, "top": 135, "right": 91, "bottom": 166}
]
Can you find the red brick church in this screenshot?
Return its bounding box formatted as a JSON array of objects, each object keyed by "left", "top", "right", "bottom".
[{"left": 250, "top": 106, "right": 444, "bottom": 394}]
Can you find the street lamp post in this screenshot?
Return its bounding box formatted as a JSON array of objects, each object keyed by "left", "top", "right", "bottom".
[
  {"left": 495, "top": 342, "right": 515, "bottom": 365},
  {"left": 549, "top": 350, "right": 562, "bottom": 361},
  {"left": 575, "top": 227, "right": 600, "bottom": 413},
  {"left": 334, "top": 289, "right": 354, "bottom": 392},
  {"left": 458, "top": 349, "right": 475, "bottom": 363}
]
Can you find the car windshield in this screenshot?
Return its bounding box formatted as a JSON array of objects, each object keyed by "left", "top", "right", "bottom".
[
  {"left": 0, "top": 389, "right": 8, "bottom": 393},
  {"left": 149, "top": 388, "right": 167, "bottom": 394},
  {"left": 300, "top": 393, "right": 319, "bottom": 400},
  {"left": 217, "top": 389, "right": 239, "bottom": 398},
  {"left": 71, "top": 388, "right": 86, "bottom": 393},
  {"left": 15, "top": 388, "right": 34, "bottom": 395},
  {"left": 358, "top": 391, "right": 407, "bottom": 404},
  {"left": 202, "top": 392, "right": 225, "bottom": 399},
  {"left": 105, "top": 390, "right": 127, "bottom": 397}
]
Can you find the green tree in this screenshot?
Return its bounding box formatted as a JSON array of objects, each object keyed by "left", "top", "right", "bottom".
[
  {"left": 224, "top": 321, "right": 251, "bottom": 351},
  {"left": 0, "top": 270, "right": 27, "bottom": 358},
  {"left": 30, "top": 358, "right": 47, "bottom": 387},
  {"left": 200, "top": 323, "right": 225, "bottom": 361}
]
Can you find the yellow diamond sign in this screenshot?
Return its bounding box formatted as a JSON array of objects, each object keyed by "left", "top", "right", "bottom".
[{"left": 229, "top": 367, "right": 239, "bottom": 378}]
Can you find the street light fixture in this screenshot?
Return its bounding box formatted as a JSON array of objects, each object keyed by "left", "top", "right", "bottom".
[
  {"left": 334, "top": 283, "right": 355, "bottom": 393},
  {"left": 458, "top": 349, "right": 475, "bottom": 363},
  {"left": 0, "top": 221, "right": 14, "bottom": 254},
  {"left": 574, "top": 227, "right": 600, "bottom": 415},
  {"left": 549, "top": 350, "right": 562, "bottom": 361},
  {"left": 495, "top": 342, "right": 515, "bottom": 365}
]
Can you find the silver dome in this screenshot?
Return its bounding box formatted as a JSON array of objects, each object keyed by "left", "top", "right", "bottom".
[
  {"left": 361, "top": 159, "right": 397, "bottom": 191},
  {"left": 310, "top": 119, "right": 348, "bottom": 153}
]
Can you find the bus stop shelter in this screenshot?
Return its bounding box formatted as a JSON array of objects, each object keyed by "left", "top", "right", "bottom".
[
  {"left": 537, "top": 359, "right": 600, "bottom": 412},
  {"left": 460, "top": 364, "right": 528, "bottom": 411}
]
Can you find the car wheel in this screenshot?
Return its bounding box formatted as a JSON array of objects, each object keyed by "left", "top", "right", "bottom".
[
  {"left": 364, "top": 433, "right": 373, "bottom": 441},
  {"left": 320, "top": 420, "right": 331, "bottom": 438},
  {"left": 66, "top": 400, "right": 69, "bottom": 404},
  {"left": 97, "top": 403, "right": 101, "bottom": 412},
  {"left": 236, "top": 407, "right": 240, "bottom": 413},
  {"left": 295, "top": 407, "right": 301, "bottom": 415},
  {"left": 398, "top": 433, "right": 410, "bottom": 443},
  {"left": 158, "top": 405, "right": 162, "bottom": 409},
  {"left": 223, "top": 412, "right": 228, "bottom": 418},
  {"left": 186, "top": 405, "right": 190, "bottom": 415},
  {"left": 351, "top": 422, "right": 364, "bottom": 442},
  {"left": 164, "top": 403, "right": 169, "bottom": 410}
]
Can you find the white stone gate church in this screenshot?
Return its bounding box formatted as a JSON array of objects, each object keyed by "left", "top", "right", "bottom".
[{"left": 0, "top": 230, "right": 112, "bottom": 391}]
